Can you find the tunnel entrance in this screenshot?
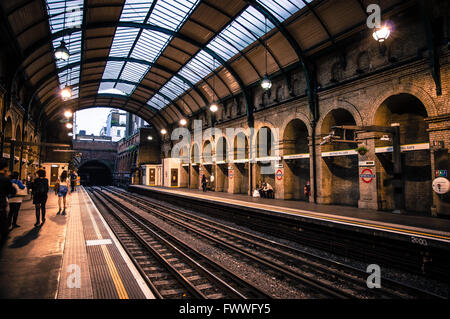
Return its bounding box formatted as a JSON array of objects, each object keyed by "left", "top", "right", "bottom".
[{"left": 78, "top": 160, "right": 112, "bottom": 186}]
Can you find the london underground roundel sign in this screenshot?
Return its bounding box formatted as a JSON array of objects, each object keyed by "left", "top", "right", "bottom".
[
  {"left": 275, "top": 169, "right": 283, "bottom": 181},
  {"left": 360, "top": 168, "right": 375, "bottom": 184}
]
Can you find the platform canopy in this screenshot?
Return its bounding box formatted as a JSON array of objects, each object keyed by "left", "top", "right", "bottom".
[{"left": 1, "top": 0, "right": 402, "bottom": 130}]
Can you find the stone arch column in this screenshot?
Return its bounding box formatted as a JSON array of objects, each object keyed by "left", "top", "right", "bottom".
[
  {"left": 215, "top": 135, "right": 229, "bottom": 192},
  {"left": 253, "top": 123, "right": 280, "bottom": 198},
  {"left": 190, "top": 143, "right": 200, "bottom": 189},
  {"left": 229, "top": 131, "right": 249, "bottom": 194},
  {"left": 317, "top": 108, "right": 361, "bottom": 206},
  {"left": 281, "top": 118, "right": 311, "bottom": 200},
  {"left": 369, "top": 93, "right": 433, "bottom": 213}
]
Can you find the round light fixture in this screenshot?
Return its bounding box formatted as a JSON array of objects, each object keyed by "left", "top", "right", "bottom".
[
  {"left": 64, "top": 110, "right": 73, "bottom": 118},
  {"left": 68, "top": 132, "right": 73, "bottom": 137},
  {"left": 65, "top": 123, "right": 73, "bottom": 129},
  {"left": 54, "top": 40, "right": 70, "bottom": 61},
  {"left": 60, "top": 86, "right": 72, "bottom": 100},
  {"left": 147, "top": 136, "right": 153, "bottom": 140},
  {"left": 372, "top": 26, "right": 390, "bottom": 42},
  {"left": 261, "top": 74, "right": 272, "bottom": 91},
  {"left": 179, "top": 118, "right": 187, "bottom": 126},
  {"left": 160, "top": 129, "right": 167, "bottom": 135},
  {"left": 209, "top": 103, "right": 218, "bottom": 113}
]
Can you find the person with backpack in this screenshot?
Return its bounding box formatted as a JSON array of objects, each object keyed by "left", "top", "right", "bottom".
[
  {"left": 57, "top": 171, "right": 70, "bottom": 215},
  {"left": 32, "top": 169, "right": 49, "bottom": 227},
  {"left": 0, "top": 158, "right": 16, "bottom": 242},
  {"left": 8, "top": 172, "right": 26, "bottom": 228}
]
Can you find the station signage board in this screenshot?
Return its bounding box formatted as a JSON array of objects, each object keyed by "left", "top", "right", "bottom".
[
  {"left": 359, "top": 161, "right": 375, "bottom": 167},
  {"left": 321, "top": 150, "right": 358, "bottom": 157},
  {"left": 375, "top": 143, "right": 429, "bottom": 154},
  {"left": 283, "top": 154, "right": 310, "bottom": 160}
]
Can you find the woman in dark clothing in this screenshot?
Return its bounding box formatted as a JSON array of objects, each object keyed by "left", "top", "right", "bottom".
[
  {"left": 32, "top": 169, "right": 49, "bottom": 227},
  {"left": 201, "top": 174, "right": 207, "bottom": 192}
]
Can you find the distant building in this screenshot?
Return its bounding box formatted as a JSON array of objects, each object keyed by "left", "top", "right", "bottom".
[
  {"left": 126, "top": 113, "right": 149, "bottom": 137},
  {"left": 106, "top": 109, "right": 127, "bottom": 141}
]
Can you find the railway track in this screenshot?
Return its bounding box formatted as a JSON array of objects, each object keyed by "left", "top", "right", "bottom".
[
  {"left": 85, "top": 187, "right": 271, "bottom": 299},
  {"left": 129, "top": 185, "right": 450, "bottom": 285},
  {"left": 100, "top": 186, "right": 444, "bottom": 298}
]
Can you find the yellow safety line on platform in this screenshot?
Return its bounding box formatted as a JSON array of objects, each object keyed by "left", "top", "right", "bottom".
[
  {"left": 101, "top": 244, "right": 129, "bottom": 299},
  {"left": 82, "top": 191, "right": 129, "bottom": 299},
  {"left": 146, "top": 187, "right": 450, "bottom": 242}
]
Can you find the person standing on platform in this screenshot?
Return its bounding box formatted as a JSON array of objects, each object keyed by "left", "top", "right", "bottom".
[
  {"left": 0, "top": 158, "right": 16, "bottom": 242},
  {"left": 201, "top": 174, "right": 207, "bottom": 192},
  {"left": 57, "top": 171, "right": 70, "bottom": 216},
  {"left": 69, "top": 171, "right": 77, "bottom": 192},
  {"left": 8, "top": 172, "right": 26, "bottom": 228},
  {"left": 32, "top": 169, "right": 49, "bottom": 227}
]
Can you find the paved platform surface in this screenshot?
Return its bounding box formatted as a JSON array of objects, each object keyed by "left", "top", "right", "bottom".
[
  {"left": 0, "top": 187, "right": 153, "bottom": 299},
  {"left": 131, "top": 186, "right": 450, "bottom": 244}
]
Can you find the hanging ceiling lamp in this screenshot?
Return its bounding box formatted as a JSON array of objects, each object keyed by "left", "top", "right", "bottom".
[
  {"left": 60, "top": 86, "right": 72, "bottom": 100},
  {"left": 261, "top": 17, "right": 272, "bottom": 91},
  {"left": 54, "top": 40, "right": 70, "bottom": 61},
  {"left": 210, "top": 58, "right": 219, "bottom": 113},
  {"left": 372, "top": 26, "right": 390, "bottom": 42},
  {"left": 209, "top": 103, "right": 218, "bottom": 113}
]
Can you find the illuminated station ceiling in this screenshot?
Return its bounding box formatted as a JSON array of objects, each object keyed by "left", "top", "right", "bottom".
[{"left": 2, "top": 0, "right": 399, "bottom": 129}]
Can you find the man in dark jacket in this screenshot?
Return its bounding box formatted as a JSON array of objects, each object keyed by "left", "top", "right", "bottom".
[
  {"left": 0, "top": 158, "right": 16, "bottom": 242},
  {"left": 32, "top": 169, "right": 49, "bottom": 227}
]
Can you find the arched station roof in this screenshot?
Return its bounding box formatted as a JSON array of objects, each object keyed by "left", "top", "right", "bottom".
[{"left": 1, "top": 0, "right": 405, "bottom": 130}]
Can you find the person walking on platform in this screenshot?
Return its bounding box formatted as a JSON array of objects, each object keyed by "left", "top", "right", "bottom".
[
  {"left": 32, "top": 169, "right": 49, "bottom": 227},
  {"left": 8, "top": 172, "right": 26, "bottom": 228},
  {"left": 69, "top": 171, "right": 77, "bottom": 192},
  {"left": 0, "top": 159, "right": 16, "bottom": 242},
  {"left": 57, "top": 171, "right": 70, "bottom": 216},
  {"left": 201, "top": 174, "right": 207, "bottom": 192}
]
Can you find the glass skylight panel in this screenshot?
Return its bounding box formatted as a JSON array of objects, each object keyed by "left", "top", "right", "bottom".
[
  {"left": 255, "top": 0, "right": 310, "bottom": 22},
  {"left": 99, "top": 0, "right": 200, "bottom": 96},
  {"left": 46, "top": 0, "right": 83, "bottom": 95},
  {"left": 119, "top": 62, "right": 149, "bottom": 83},
  {"left": 46, "top": 0, "right": 83, "bottom": 33},
  {"left": 109, "top": 27, "right": 140, "bottom": 57},
  {"left": 207, "top": 5, "right": 276, "bottom": 60},
  {"left": 130, "top": 30, "right": 172, "bottom": 62},
  {"left": 160, "top": 79, "right": 185, "bottom": 100},
  {"left": 120, "top": 0, "right": 153, "bottom": 23},
  {"left": 115, "top": 82, "right": 136, "bottom": 95},
  {"left": 179, "top": 50, "right": 216, "bottom": 84},
  {"left": 148, "top": 0, "right": 199, "bottom": 32},
  {"left": 147, "top": 95, "right": 169, "bottom": 110},
  {"left": 102, "top": 61, "right": 125, "bottom": 80}
]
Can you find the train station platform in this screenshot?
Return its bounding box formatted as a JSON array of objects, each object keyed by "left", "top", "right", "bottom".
[
  {"left": 130, "top": 185, "right": 450, "bottom": 248},
  {"left": 0, "top": 187, "right": 153, "bottom": 299}
]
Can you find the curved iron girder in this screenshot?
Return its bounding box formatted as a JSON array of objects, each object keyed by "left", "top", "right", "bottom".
[
  {"left": 40, "top": 78, "right": 187, "bottom": 121},
  {"left": 21, "top": 22, "right": 252, "bottom": 125},
  {"left": 25, "top": 51, "right": 203, "bottom": 114},
  {"left": 245, "top": 0, "right": 318, "bottom": 121},
  {"left": 38, "top": 93, "right": 169, "bottom": 130},
  {"left": 300, "top": 0, "right": 346, "bottom": 69},
  {"left": 27, "top": 56, "right": 211, "bottom": 120},
  {"left": 201, "top": 1, "right": 289, "bottom": 93}
]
